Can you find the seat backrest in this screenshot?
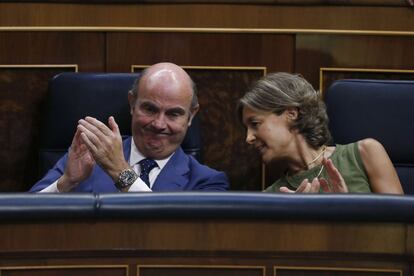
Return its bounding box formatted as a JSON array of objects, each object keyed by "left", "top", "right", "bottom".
[
  {"left": 38, "top": 72, "right": 201, "bottom": 177},
  {"left": 325, "top": 79, "right": 414, "bottom": 194}
]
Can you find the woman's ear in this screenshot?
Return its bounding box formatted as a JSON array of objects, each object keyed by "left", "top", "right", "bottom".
[{"left": 285, "top": 107, "right": 299, "bottom": 121}]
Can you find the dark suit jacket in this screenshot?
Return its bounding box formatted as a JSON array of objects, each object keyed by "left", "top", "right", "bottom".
[{"left": 30, "top": 137, "right": 229, "bottom": 192}]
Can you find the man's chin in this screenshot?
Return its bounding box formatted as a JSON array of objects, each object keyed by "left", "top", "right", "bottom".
[{"left": 144, "top": 146, "right": 175, "bottom": 159}]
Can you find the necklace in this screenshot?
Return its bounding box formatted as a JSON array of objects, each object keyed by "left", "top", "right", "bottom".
[
  {"left": 315, "top": 164, "right": 325, "bottom": 178},
  {"left": 307, "top": 145, "right": 327, "bottom": 169},
  {"left": 284, "top": 163, "right": 326, "bottom": 188},
  {"left": 284, "top": 145, "right": 327, "bottom": 186}
]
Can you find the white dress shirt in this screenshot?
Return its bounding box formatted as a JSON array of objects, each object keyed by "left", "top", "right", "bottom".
[{"left": 39, "top": 138, "right": 173, "bottom": 193}]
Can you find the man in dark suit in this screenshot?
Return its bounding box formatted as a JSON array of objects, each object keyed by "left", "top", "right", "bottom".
[{"left": 30, "top": 62, "right": 229, "bottom": 192}]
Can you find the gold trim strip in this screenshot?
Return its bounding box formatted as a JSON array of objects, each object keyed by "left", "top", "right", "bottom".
[
  {"left": 0, "top": 27, "right": 414, "bottom": 36},
  {"left": 0, "top": 64, "right": 79, "bottom": 72},
  {"left": 319, "top": 67, "right": 414, "bottom": 94},
  {"left": 138, "top": 265, "right": 265, "bottom": 276},
  {"left": 274, "top": 265, "right": 402, "bottom": 275},
  {"left": 321, "top": 67, "right": 414, "bottom": 73},
  {"left": 0, "top": 264, "right": 128, "bottom": 270},
  {"left": 132, "top": 65, "right": 267, "bottom": 72},
  {"left": 138, "top": 264, "right": 265, "bottom": 268}
]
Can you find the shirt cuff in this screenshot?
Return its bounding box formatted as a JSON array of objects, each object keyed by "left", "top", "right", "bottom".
[
  {"left": 127, "top": 177, "right": 152, "bottom": 192},
  {"left": 38, "top": 180, "right": 60, "bottom": 193}
]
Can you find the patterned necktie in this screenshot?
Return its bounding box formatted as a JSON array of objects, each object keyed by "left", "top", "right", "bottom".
[{"left": 139, "top": 158, "right": 158, "bottom": 187}]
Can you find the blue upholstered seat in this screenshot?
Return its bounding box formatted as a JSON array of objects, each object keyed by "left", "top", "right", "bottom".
[
  {"left": 325, "top": 79, "right": 414, "bottom": 194},
  {"left": 0, "top": 192, "right": 412, "bottom": 222},
  {"left": 38, "top": 72, "right": 201, "bottom": 178}
]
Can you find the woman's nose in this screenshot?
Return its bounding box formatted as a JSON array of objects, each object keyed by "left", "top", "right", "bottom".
[{"left": 245, "top": 129, "right": 255, "bottom": 144}]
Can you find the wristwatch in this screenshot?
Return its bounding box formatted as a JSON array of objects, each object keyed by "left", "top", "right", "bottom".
[{"left": 115, "top": 168, "right": 138, "bottom": 190}]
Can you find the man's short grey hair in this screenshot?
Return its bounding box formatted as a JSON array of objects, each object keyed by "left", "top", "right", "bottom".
[
  {"left": 238, "top": 72, "right": 331, "bottom": 149},
  {"left": 129, "top": 68, "right": 199, "bottom": 109}
]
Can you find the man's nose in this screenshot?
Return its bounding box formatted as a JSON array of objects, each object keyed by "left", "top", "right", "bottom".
[{"left": 151, "top": 113, "right": 167, "bottom": 130}]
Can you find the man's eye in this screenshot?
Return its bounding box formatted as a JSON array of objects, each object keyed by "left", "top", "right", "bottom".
[
  {"left": 141, "top": 105, "right": 157, "bottom": 114},
  {"left": 168, "top": 112, "right": 180, "bottom": 117},
  {"left": 166, "top": 110, "right": 185, "bottom": 118}
]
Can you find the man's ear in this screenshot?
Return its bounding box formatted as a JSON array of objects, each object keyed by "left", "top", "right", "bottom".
[
  {"left": 128, "top": 91, "right": 136, "bottom": 115},
  {"left": 188, "top": 104, "right": 200, "bottom": 126},
  {"left": 285, "top": 107, "right": 299, "bottom": 121}
]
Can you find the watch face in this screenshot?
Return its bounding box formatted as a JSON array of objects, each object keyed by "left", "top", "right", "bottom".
[{"left": 117, "top": 169, "right": 138, "bottom": 189}]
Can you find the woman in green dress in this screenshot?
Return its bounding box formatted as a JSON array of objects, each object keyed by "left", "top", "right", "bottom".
[{"left": 238, "top": 72, "right": 403, "bottom": 194}]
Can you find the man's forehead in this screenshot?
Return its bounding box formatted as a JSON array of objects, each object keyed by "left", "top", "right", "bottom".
[
  {"left": 142, "top": 67, "right": 187, "bottom": 91},
  {"left": 137, "top": 98, "right": 188, "bottom": 111},
  {"left": 137, "top": 82, "right": 193, "bottom": 108},
  {"left": 140, "top": 65, "right": 192, "bottom": 92},
  {"left": 148, "top": 68, "right": 178, "bottom": 83}
]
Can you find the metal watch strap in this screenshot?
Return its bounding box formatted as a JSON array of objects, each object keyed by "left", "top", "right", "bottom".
[{"left": 115, "top": 168, "right": 138, "bottom": 189}]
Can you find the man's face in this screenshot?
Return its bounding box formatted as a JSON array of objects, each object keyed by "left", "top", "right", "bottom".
[{"left": 129, "top": 76, "right": 198, "bottom": 159}]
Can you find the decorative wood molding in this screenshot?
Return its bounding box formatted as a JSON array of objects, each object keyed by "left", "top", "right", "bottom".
[
  {"left": 274, "top": 266, "right": 403, "bottom": 275},
  {"left": 0, "top": 0, "right": 410, "bottom": 5},
  {"left": 0, "top": 265, "right": 129, "bottom": 275},
  {"left": 0, "top": 64, "right": 78, "bottom": 71},
  {"left": 132, "top": 64, "right": 267, "bottom": 73},
  {"left": 1, "top": 27, "right": 414, "bottom": 37},
  {"left": 137, "top": 264, "right": 265, "bottom": 276}
]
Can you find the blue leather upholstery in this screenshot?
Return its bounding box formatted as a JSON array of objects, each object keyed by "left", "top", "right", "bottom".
[
  {"left": 0, "top": 193, "right": 96, "bottom": 219},
  {"left": 1, "top": 193, "right": 413, "bottom": 222},
  {"left": 97, "top": 193, "right": 414, "bottom": 222},
  {"left": 38, "top": 72, "right": 202, "bottom": 177},
  {"left": 325, "top": 79, "right": 414, "bottom": 194}
]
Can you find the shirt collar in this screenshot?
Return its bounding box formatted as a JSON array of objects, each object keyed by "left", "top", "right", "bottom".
[{"left": 129, "top": 137, "right": 173, "bottom": 170}]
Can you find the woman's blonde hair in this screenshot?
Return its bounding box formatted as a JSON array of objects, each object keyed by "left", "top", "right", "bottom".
[{"left": 238, "top": 72, "right": 331, "bottom": 148}]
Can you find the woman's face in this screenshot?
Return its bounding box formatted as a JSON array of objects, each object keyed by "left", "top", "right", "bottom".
[{"left": 242, "top": 106, "right": 296, "bottom": 164}]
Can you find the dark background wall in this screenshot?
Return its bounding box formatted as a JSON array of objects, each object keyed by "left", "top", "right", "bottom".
[{"left": 0, "top": 1, "right": 413, "bottom": 191}]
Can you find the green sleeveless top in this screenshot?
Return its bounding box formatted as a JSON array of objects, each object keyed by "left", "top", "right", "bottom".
[{"left": 264, "top": 142, "right": 372, "bottom": 193}]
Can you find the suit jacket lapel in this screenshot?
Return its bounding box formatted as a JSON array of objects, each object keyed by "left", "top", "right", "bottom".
[{"left": 153, "top": 147, "right": 190, "bottom": 191}]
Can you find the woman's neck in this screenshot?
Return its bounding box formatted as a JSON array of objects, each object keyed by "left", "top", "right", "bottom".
[{"left": 286, "top": 136, "right": 326, "bottom": 175}]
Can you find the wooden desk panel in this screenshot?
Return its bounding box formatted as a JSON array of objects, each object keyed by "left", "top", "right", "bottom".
[{"left": 0, "top": 218, "right": 410, "bottom": 275}]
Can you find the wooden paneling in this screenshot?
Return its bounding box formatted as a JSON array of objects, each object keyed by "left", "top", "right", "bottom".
[
  {"left": 407, "top": 225, "right": 414, "bottom": 255},
  {"left": 0, "top": 218, "right": 409, "bottom": 274},
  {"left": 295, "top": 34, "right": 414, "bottom": 89},
  {"left": 187, "top": 68, "right": 264, "bottom": 190},
  {"left": 1, "top": 266, "right": 127, "bottom": 276},
  {"left": 0, "top": 66, "right": 76, "bottom": 192},
  {"left": 0, "top": 0, "right": 410, "bottom": 5},
  {"left": 0, "top": 220, "right": 405, "bottom": 254},
  {"left": 106, "top": 32, "right": 294, "bottom": 73},
  {"left": 1, "top": 3, "right": 414, "bottom": 31},
  {"left": 274, "top": 267, "right": 401, "bottom": 276},
  {"left": 0, "top": 32, "right": 105, "bottom": 191},
  {"left": 137, "top": 266, "right": 264, "bottom": 276},
  {"left": 109, "top": 32, "right": 294, "bottom": 190},
  {"left": 0, "top": 32, "right": 105, "bottom": 71}
]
